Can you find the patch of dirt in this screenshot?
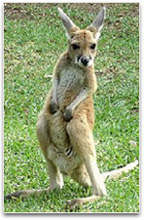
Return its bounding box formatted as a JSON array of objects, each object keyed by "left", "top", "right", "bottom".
[
  {"left": 4, "top": 3, "right": 139, "bottom": 20},
  {"left": 67, "top": 3, "right": 106, "bottom": 12}
]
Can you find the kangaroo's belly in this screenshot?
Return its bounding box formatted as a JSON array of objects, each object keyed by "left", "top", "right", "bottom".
[
  {"left": 47, "top": 109, "right": 82, "bottom": 175},
  {"left": 47, "top": 143, "right": 82, "bottom": 175},
  {"left": 48, "top": 110, "right": 68, "bottom": 149}
]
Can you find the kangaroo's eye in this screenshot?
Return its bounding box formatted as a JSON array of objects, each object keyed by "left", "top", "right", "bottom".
[
  {"left": 90, "top": 44, "right": 96, "bottom": 50},
  {"left": 71, "top": 44, "right": 80, "bottom": 50}
]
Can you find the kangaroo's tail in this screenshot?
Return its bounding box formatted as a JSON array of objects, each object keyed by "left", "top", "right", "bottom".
[{"left": 102, "top": 160, "right": 138, "bottom": 181}]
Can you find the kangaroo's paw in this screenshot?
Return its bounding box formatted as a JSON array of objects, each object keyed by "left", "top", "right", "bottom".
[
  {"left": 65, "top": 199, "right": 81, "bottom": 211},
  {"left": 65, "top": 195, "right": 102, "bottom": 211}
]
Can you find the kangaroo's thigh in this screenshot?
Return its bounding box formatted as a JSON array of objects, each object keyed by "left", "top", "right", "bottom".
[{"left": 66, "top": 115, "right": 95, "bottom": 157}]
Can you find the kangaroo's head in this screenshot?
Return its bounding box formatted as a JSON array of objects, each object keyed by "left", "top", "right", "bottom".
[{"left": 58, "top": 7, "right": 106, "bottom": 68}]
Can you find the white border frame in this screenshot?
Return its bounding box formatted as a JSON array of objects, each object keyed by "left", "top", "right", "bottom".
[{"left": 1, "top": 0, "right": 143, "bottom": 218}]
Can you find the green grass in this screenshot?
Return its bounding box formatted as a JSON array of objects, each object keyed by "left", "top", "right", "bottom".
[{"left": 4, "top": 3, "right": 139, "bottom": 213}]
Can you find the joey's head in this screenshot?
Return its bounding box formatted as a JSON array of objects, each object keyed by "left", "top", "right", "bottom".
[{"left": 58, "top": 7, "right": 106, "bottom": 68}]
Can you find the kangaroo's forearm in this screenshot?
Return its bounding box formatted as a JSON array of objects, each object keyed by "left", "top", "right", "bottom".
[
  {"left": 51, "top": 77, "right": 59, "bottom": 103},
  {"left": 68, "top": 71, "right": 97, "bottom": 111},
  {"left": 68, "top": 87, "right": 91, "bottom": 111}
]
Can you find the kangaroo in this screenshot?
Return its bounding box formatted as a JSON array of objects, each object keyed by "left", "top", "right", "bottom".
[{"left": 6, "top": 7, "right": 138, "bottom": 211}]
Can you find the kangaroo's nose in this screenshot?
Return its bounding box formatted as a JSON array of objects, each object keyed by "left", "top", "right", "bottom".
[{"left": 81, "top": 57, "right": 89, "bottom": 66}]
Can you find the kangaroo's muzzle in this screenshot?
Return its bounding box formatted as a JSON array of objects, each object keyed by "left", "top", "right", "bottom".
[{"left": 77, "top": 55, "right": 92, "bottom": 67}]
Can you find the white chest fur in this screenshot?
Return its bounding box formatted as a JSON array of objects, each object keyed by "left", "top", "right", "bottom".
[{"left": 57, "top": 65, "right": 85, "bottom": 105}]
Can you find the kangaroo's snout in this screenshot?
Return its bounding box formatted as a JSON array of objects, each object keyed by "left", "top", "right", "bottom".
[
  {"left": 81, "top": 56, "right": 89, "bottom": 66},
  {"left": 77, "top": 55, "right": 92, "bottom": 67}
]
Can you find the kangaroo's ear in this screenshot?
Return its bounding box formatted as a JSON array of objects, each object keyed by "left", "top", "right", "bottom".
[
  {"left": 87, "top": 7, "right": 106, "bottom": 40},
  {"left": 58, "top": 7, "right": 79, "bottom": 39}
]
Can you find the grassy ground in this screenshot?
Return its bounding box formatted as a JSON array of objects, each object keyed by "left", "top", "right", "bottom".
[{"left": 4, "top": 3, "right": 139, "bottom": 213}]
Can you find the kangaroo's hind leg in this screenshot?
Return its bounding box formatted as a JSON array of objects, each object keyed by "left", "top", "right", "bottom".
[
  {"left": 6, "top": 112, "right": 63, "bottom": 201},
  {"left": 37, "top": 112, "right": 64, "bottom": 190},
  {"left": 66, "top": 115, "right": 107, "bottom": 210}
]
